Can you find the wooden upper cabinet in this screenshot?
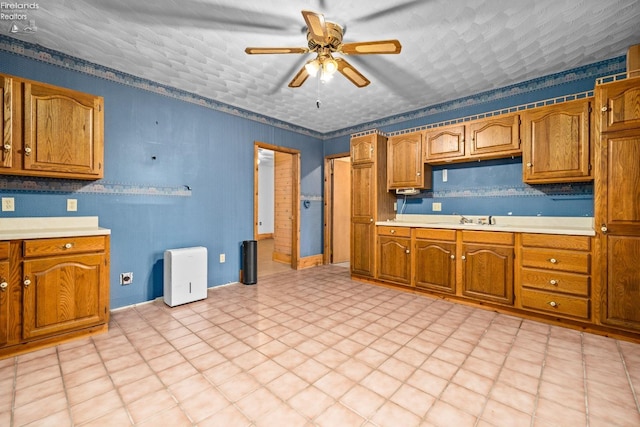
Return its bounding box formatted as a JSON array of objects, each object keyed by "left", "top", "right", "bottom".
[
  {"left": 23, "top": 81, "right": 104, "bottom": 179},
  {"left": 468, "top": 114, "right": 521, "bottom": 158},
  {"left": 351, "top": 134, "right": 376, "bottom": 164},
  {"left": 0, "top": 75, "right": 17, "bottom": 171},
  {"left": 423, "top": 124, "right": 465, "bottom": 162},
  {"left": 522, "top": 99, "right": 592, "bottom": 183},
  {"left": 387, "top": 131, "right": 432, "bottom": 190},
  {"left": 598, "top": 76, "right": 640, "bottom": 133}
]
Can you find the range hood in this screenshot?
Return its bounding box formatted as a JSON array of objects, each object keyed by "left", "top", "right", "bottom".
[{"left": 395, "top": 188, "right": 421, "bottom": 195}]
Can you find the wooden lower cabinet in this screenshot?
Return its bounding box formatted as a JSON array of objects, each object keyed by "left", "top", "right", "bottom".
[
  {"left": 413, "top": 229, "right": 456, "bottom": 293},
  {"left": 0, "top": 242, "right": 10, "bottom": 347},
  {"left": 601, "top": 235, "right": 640, "bottom": 330},
  {"left": 461, "top": 241, "right": 514, "bottom": 305},
  {"left": 377, "top": 226, "right": 411, "bottom": 285},
  {"left": 0, "top": 235, "right": 110, "bottom": 358}
]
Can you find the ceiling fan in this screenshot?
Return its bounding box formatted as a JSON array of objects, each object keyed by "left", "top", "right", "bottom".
[{"left": 245, "top": 10, "right": 402, "bottom": 88}]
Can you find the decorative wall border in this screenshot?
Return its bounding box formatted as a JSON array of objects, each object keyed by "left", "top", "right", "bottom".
[
  {"left": 0, "top": 177, "right": 192, "bottom": 197},
  {"left": 415, "top": 183, "right": 593, "bottom": 199}
]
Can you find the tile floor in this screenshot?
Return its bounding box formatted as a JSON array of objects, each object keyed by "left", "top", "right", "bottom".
[{"left": 1, "top": 265, "right": 640, "bottom": 427}]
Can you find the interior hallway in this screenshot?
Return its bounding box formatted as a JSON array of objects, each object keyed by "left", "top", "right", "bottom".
[{"left": 1, "top": 265, "right": 639, "bottom": 426}]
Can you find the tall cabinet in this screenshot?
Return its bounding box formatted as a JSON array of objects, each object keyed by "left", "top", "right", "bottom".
[
  {"left": 350, "top": 132, "right": 396, "bottom": 278},
  {"left": 594, "top": 76, "right": 640, "bottom": 332}
]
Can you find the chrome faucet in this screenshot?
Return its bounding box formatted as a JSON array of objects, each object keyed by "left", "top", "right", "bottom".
[{"left": 459, "top": 215, "right": 473, "bottom": 224}]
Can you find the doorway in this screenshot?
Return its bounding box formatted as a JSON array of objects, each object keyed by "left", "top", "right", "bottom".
[
  {"left": 254, "top": 142, "right": 300, "bottom": 277},
  {"left": 324, "top": 153, "right": 351, "bottom": 266}
]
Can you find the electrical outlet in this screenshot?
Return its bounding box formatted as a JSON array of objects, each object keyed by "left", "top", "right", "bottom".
[
  {"left": 67, "top": 199, "right": 78, "bottom": 211},
  {"left": 2, "top": 197, "right": 15, "bottom": 212},
  {"left": 219, "top": 253, "right": 225, "bottom": 263},
  {"left": 432, "top": 202, "right": 442, "bottom": 212},
  {"left": 120, "top": 272, "right": 133, "bottom": 285}
]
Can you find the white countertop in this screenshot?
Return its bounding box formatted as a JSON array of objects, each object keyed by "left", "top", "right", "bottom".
[
  {"left": 0, "top": 217, "right": 111, "bottom": 240},
  {"left": 377, "top": 214, "right": 595, "bottom": 236}
]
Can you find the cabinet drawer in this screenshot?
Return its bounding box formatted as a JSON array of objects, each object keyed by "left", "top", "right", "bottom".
[
  {"left": 462, "top": 230, "right": 514, "bottom": 245},
  {"left": 23, "top": 236, "right": 106, "bottom": 257},
  {"left": 520, "top": 288, "right": 590, "bottom": 319},
  {"left": 521, "top": 248, "right": 590, "bottom": 274},
  {"left": 521, "top": 233, "right": 591, "bottom": 251},
  {"left": 377, "top": 226, "right": 411, "bottom": 237},
  {"left": 414, "top": 228, "right": 456, "bottom": 241},
  {"left": 520, "top": 268, "right": 589, "bottom": 296},
  {"left": 0, "top": 242, "right": 9, "bottom": 260}
]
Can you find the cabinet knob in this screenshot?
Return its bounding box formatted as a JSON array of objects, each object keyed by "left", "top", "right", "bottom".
[
  {"left": 550, "top": 279, "right": 558, "bottom": 285},
  {"left": 549, "top": 258, "right": 558, "bottom": 264},
  {"left": 548, "top": 301, "right": 558, "bottom": 308},
  {"left": 526, "top": 162, "right": 533, "bottom": 167},
  {"left": 24, "top": 146, "right": 32, "bottom": 155},
  {"left": 23, "top": 278, "right": 31, "bottom": 287},
  {"left": 370, "top": 218, "right": 373, "bottom": 222},
  {"left": 3, "top": 144, "right": 10, "bottom": 151},
  {"left": 64, "top": 243, "right": 74, "bottom": 249},
  {"left": 601, "top": 106, "right": 608, "bottom": 112},
  {"left": 405, "top": 249, "right": 410, "bottom": 254},
  {"left": 390, "top": 229, "right": 395, "bottom": 234},
  {"left": 417, "top": 172, "right": 421, "bottom": 176},
  {"left": 461, "top": 255, "right": 466, "bottom": 260},
  {"left": 0, "top": 281, "right": 7, "bottom": 291},
  {"left": 601, "top": 225, "right": 608, "bottom": 233},
  {"left": 450, "top": 255, "right": 455, "bottom": 260}
]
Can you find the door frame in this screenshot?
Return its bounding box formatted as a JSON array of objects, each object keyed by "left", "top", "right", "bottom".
[
  {"left": 323, "top": 152, "right": 351, "bottom": 264},
  {"left": 254, "top": 141, "right": 300, "bottom": 270}
]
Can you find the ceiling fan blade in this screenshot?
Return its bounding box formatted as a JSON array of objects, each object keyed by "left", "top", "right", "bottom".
[
  {"left": 340, "top": 40, "right": 402, "bottom": 55},
  {"left": 245, "top": 47, "right": 309, "bottom": 55},
  {"left": 336, "top": 58, "right": 370, "bottom": 87},
  {"left": 302, "top": 10, "right": 328, "bottom": 44},
  {"left": 288, "top": 66, "right": 310, "bottom": 88}
]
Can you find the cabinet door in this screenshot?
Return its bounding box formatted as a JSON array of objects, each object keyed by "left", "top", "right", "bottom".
[
  {"left": 522, "top": 99, "right": 592, "bottom": 183},
  {"left": 23, "top": 81, "right": 104, "bottom": 178},
  {"left": 0, "top": 260, "right": 8, "bottom": 347},
  {"left": 462, "top": 243, "right": 514, "bottom": 305},
  {"left": 596, "top": 131, "right": 640, "bottom": 330},
  {"left": 387, "top": 132, "right": 424, "bottom": 189},
  {"left": 22, "top": 254, "right": 107, "bottom": 339},
  {"left": 468, "top": 114, "right": 521, "bottom": 157},
  {"left": 598, "top": 78, "right": 640, "bottom": 133},
  {"left": 414, "top": 239, "right": 456, "bottom": 293},
  {"left": 351, "top": 134, "right": 376, "bottom": 164},
  {"left": 423, "top": 125, "right": 465, "bottom": 162},
  {"left": 377, "top": 236, "right": 411, "bottom": 284},
  {"left": 351, "top": 162, "right": 375, "bottom": 276}
]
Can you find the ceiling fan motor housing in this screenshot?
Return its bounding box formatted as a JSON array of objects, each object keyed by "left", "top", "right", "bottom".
[{"left": 307, "top": 21, "right": 343, "bottom": 51}]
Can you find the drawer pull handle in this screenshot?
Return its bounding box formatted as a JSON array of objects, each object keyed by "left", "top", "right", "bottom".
[
  {"left": 390, "top": 230, "right": 395, "bottom": 234},
  {"left": 549, "top": 279, "right": 558, "bottom": 285},
  {"left": 64, "top": 243, "right": 74, "bottom": 249},
  {"left": 549, "top": 258, "right": 558, "bottom": 264},
  {"left": 0, "top": 281, "right": 7, "bottom": 291},
  {"left": 548, "top": 301, "right": 558, "bottom": 308},
  {"left": 23, "top": 278, "right": 31, "bottom": 287}
]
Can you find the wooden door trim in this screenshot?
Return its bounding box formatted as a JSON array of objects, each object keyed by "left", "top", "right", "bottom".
[
  {"left": 254, "top": 141, "right": 300, "bottom": 270},
  {"left": 323, "top": 152, "right": 350, "bottom": 265}
]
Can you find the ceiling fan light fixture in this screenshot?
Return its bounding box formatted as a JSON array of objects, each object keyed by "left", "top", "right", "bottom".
[
  {"left": 304, "top": 59, "right": 320, "bottom": 77},
  {"left": 322, "top": 57, "right": 338, "bottom": 75}
]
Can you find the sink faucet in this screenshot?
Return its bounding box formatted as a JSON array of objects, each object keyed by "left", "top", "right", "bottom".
[{"left": 459, "top": 215, "right": 473, "bottom": 224}]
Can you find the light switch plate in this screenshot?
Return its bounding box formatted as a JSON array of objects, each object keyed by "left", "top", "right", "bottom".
[
  {"left": 2, "top": 197, "right": 14, "bottom": 212},
  {"left": 67, "top": 199, "right": 78, "bottom": 212}
]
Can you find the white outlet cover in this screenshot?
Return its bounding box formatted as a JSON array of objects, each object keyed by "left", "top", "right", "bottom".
[
  {"left": 1, "top": 197, "right": 14, "bottom": 212},
  {"left": 67, "top": 199, "right": 78, "bottom": 211}
]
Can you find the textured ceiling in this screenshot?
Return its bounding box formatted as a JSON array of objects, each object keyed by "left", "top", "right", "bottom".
[{"left": 5, "top": 0, "right": 640, "bottom": 134}]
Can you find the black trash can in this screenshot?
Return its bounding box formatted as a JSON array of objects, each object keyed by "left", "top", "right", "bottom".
[{"left": 242, "top": 240, "right": 257, "bottom": 285}]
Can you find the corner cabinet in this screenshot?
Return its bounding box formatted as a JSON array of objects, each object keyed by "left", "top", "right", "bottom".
[
  {"left": 387, "top": 131, "right": 432, "bottom": 190},
  {"left": 0, "top": 235, "right": 110, "bottom": 358},
  {"left": 0, "top": 72, "right": 104, "bottom": 180},
  {"left": 595, "top": 76, "right": 640, "bottom": 332},
  {"left": 350, "top": 132, "right": 395, "bottom": 278},
  {"left": 522, "top": 98, "right": 592, "bottom": 183}
]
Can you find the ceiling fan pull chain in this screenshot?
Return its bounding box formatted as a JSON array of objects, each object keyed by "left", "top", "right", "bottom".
[{"left": 316, "top": 74, "right": 321, "bottom": 109}]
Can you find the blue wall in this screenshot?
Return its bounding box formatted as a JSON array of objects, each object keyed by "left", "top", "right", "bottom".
[
  {"left": 323, "top": 57, "right": 626, "bottom": 218},
  {"left": 0, "top": 48, "right": 324, "bottom": 309}
]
